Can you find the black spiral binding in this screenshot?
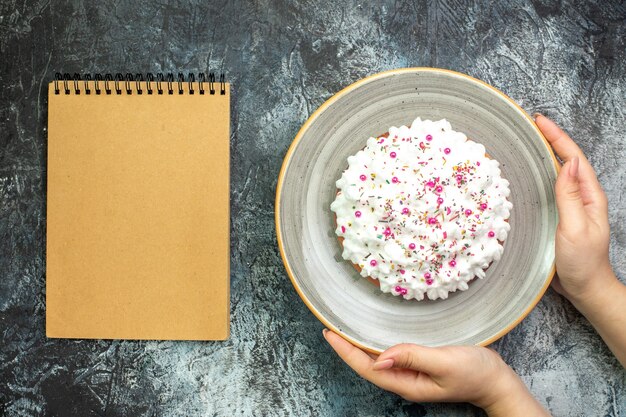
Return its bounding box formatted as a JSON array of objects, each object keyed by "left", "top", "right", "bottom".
[{"left": 54, "top": 72, "right": 227, "bottom": 96}]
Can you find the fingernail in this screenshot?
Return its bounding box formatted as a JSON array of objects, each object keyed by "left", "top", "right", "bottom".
[
  {"left": 322, "top": 328, "right": 329, "bottom": 337},
  {"left": 532, "top": 112, "right": 542, "bottom": 120},
  {"left": 570, "top": 156, "right": 579, "bottom": 178},
  {"left": 373, "top": 358, "right": 394, "bottom": 370}
]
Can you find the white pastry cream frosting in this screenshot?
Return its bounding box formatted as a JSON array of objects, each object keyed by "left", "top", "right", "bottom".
[{"left": 330, "top": 118, "right": 513, "bottom": 301}]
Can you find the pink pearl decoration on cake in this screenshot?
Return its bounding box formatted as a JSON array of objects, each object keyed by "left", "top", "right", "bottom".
[
  {"left": 426, "top": 180, "right": 435, "bottom": 188},
  {"left": 419, "top": 142, "right": 426, "bottom": 149},
  {"left": 392, "top": 176, "right": 399, "bottom": 183},
  {"left": 424, "top": 272, "right": 431, "bottom": 279},
  {"left": 465, "top": 209, "right": 472, "bottom": 216},
  {"left": 359, "top": 174, "right": 367, "bottom": 181},
  {"left": 428, "top": 217, "right": 437, "bottom": 225},
  {"left": 449, "top": 259, "right": 457, "bottom": 267},
  {"left": 426, "top": 134, "right": 433, "bottom": 141},
  {"left": 409, "top": 243, "right": 416, "bottom": 250},
  {"left": 390, "top": 151, "right": 397, "bottom": 158},
  {"left": 444, "top": 148, "right": 451, "bottom": 154},
  {"left": 399, "top": 269, "right": 405, "bottom": 275},
  {"left": 480, "top": 203, "right": 488, "bottom": 210},
  {"left": 424, "top": 272, "right": 433, "bottom": 285},
  {"left": 370, "top": 259, "right": 378, "bottom": 266},
  {"left": 395, "top": 286, "right": 408, "bottom": 295},
  {"left": 401, "top": 207, "right": 410, "bottom": 215},
  {"left": 488, "top": 231, "right": 496, "bottom": 238},
  {"left": 384, "top": 227, "right": 392, "bottom": 236},
  {"left": 435, "top": 185, "right": 443, "bottom": 193},
  {"left": 355, "top": 210, "right": 362, "bottom": 218},
  {"left": 437, "top": 197, "right": 444, "bottom": 204}
]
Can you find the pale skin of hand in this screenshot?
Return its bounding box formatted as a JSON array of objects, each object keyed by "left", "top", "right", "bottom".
[
  {"left": 323, "top": 330, "right": 549, "bottom": 416},
  {"left": 324, "top": 115, "right": 625, "bottom": 415},
  {"left": 535, "top": 114, "right": 626, "bottom": 367}
]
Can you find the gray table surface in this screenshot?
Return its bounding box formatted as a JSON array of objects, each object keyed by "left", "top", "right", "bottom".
[{"left": 1, "top": 1, "right": 625, "bottom": 416}]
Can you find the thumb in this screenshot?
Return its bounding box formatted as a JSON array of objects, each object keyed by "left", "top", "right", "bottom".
[
  {"left": 373, "top": 343, "right": 450, "bottom": 375},
  {"left": 555, "top": 157, "right": 586, "bottom": 231}
]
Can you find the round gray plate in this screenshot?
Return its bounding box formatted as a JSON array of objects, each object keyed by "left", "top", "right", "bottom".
[{"left": 276, "top": 68, "right": 558, "bottom": 353}]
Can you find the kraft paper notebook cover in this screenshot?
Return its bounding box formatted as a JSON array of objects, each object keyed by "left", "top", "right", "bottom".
[{"left": 46, "top": 73, "right": 230, "bottom": 340}]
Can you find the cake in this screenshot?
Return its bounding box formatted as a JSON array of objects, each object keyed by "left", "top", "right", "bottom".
[{"left": 330, "top": 118, "right": 512, "bottom": 301}]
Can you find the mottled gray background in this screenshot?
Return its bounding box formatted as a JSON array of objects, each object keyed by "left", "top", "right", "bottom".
[{"left": 1, "top": 0, "right": 625, "bottom": 416}]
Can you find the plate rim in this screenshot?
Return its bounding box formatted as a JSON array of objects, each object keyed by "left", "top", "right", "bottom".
[{"left": 275, "top": 67, "right": 559, "bottom": 353}]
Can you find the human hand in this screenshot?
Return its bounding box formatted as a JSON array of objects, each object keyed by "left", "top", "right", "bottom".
[
  {"left": 534, "top": 114, "right": 614, "bottom": 303},
  {"left": 323, "top": 330, "right": 549, "bottom": 416}
]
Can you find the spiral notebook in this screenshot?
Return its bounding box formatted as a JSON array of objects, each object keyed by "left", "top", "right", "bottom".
[{"left": 46, "top": 73, "right": 230, "bottom": 340}]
